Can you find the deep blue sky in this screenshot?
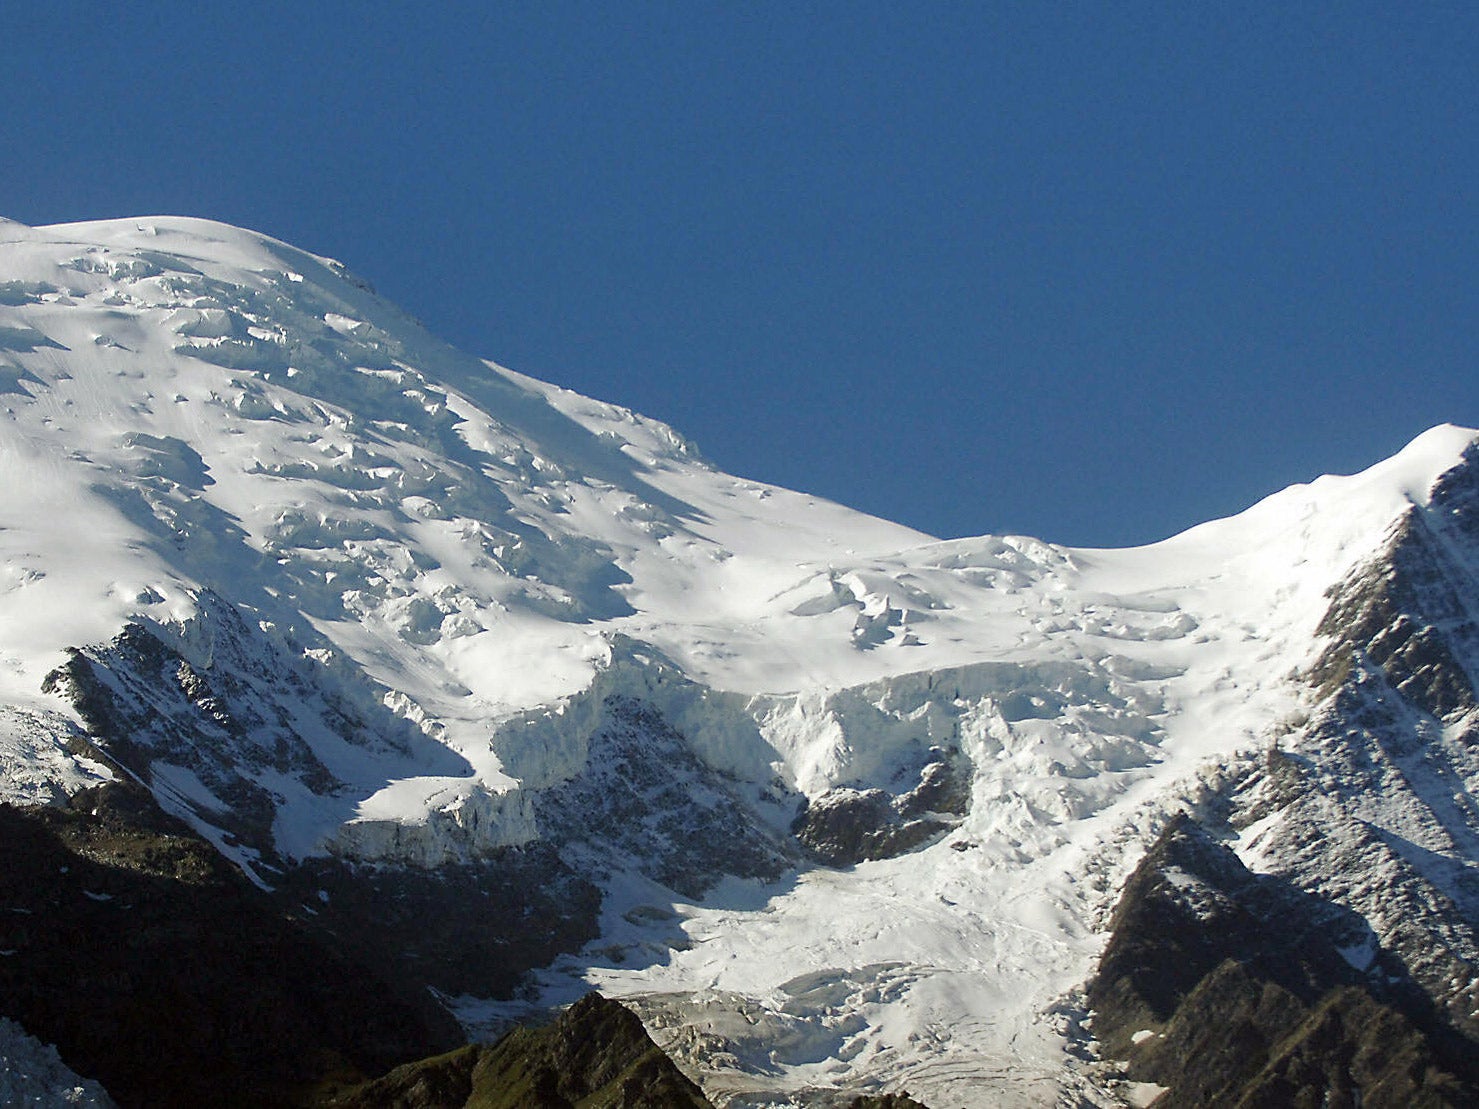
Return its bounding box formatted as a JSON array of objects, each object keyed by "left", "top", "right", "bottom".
[{"left": 4, "top": 5, "right": 1476, "bottom": 546}]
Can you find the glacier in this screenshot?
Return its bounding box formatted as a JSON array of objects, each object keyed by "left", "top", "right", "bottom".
[{"left": 0, "top": 213, "right": 1476, "bottom": 1106}]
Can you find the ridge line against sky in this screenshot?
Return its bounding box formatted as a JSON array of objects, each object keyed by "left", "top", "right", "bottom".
[{"left": 2, "top": 4, "right": 1476, "bottom": 547}]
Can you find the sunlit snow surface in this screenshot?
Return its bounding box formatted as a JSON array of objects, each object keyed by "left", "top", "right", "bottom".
[{"left": 1, "top": 215, "right": 1474, "bottom": 1106}]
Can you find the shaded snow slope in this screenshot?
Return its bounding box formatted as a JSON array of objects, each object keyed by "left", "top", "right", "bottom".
[{"left": 1, "top": 214, "right": 1476, "bottom": 1106}]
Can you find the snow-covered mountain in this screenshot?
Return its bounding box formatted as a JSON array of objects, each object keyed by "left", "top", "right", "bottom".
[{"left": 1, "top": 214, "right": 1476, "bottom": 1107}]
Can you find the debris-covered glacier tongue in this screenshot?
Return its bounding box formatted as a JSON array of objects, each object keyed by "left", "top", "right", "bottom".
[{"left": 1, "top": 216, "right": 1477, "bottom": 1107}]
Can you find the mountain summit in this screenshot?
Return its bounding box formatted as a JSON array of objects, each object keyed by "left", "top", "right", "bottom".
[{"left": 1, "top": 216, "right": 1476, "bottom": 1107}]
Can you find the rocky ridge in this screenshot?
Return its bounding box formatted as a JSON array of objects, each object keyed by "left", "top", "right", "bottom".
[{"left": 1089, "top": 443, "right": 1479, "bottom": 1107}]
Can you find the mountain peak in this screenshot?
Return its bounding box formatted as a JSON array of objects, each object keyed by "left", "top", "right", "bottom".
[{"left": 1369, "top": 421, "right": 1479, "bottom": 500}]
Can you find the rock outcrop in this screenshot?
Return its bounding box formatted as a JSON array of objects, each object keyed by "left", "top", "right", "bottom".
[
  {"left": 1089, "top": 816, "right": 1474, "bottom": 1107},
  {"left": 0, "top": 782, "right": 460, "bottom": 1108},
  {"left": 333, "top": 993, "right": 714, "bottom": 1109}
]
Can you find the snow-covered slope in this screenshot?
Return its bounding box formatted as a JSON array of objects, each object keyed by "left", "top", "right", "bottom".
[{"left": 1, "top": 214, "right": 1475, "bottom": 1107}]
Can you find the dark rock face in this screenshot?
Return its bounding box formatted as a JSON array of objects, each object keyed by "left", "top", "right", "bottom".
[
  {"left": 1088, "top": 816, "right": 1474, "bottom": 1107},
  {"left": 333, "top": 993, "right": 714, "bottom": 1109},
  {"left": 40, "top": 593, "right": 462, "bottom": 871},
  {"left": 1312, "top": 511, "right": 1478, "bottom": 718},
  {"left": 0, "top": 782, "right": 460, "bottom": 1109},
  {"left": 794, "top": 787, "right": 935, "bottom": 865},
  {"left": 794, "top": 750, "right": 969, "bottom": 867},
  {"left": 1266, "top": 684, "right": 1479, "bottom": 1054},
  {"left": 533, "top": 695, "right": 795, "bottom": 898},
  {"left": 280, "top": 847, "right": 601, "bottom": 1000},
  {"left": 1312, "top": 445, "right": 1479, "bottom": 718},
  {"left": 840, "top": 1095, "right": 931, "bottom": 1109}
]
